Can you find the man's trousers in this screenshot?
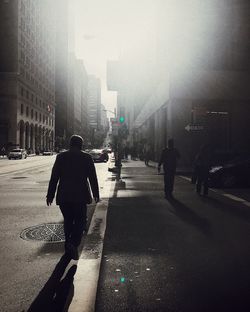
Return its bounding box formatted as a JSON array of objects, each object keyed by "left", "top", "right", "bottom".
[{"left": 59, "top": 203, "right": 87, "bottom": 248}]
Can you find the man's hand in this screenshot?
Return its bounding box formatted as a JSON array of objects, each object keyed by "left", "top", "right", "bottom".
[
  {"left": 94, "top": 196, "right": 100, "bottom": 203},
  {"left": 46, "top": 198, "right": 53, "bottom": 206}
]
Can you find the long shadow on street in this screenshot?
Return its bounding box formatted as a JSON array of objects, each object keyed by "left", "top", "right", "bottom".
[
  {"left": 27, "top": 254, "right": 77, "bottom": 312},
  {"left": 168, "top": 197, "right": 211, "bottom": 236}
]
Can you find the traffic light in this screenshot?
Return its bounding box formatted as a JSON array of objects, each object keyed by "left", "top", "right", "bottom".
[
  {"left": 119, "top": 116, "right": 125, "bottom": 123},
  {"left": 119, "top": 106, "right": 125, "bottom": 124}
]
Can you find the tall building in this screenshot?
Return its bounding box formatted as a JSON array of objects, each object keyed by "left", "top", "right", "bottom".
[
  {"left": 0, "top": 0, "right": 56, "bottom": 152},
  {"left": 87, "top": 75, "right": 101, "bottom": 130},
  {"left": 54, "top": 0, "right": 71, "bottom": 148},
  {"left": 108, "top": 0, "right": 250, "bottom": 165},
  {"left": 54, "top": 1, "right": 89, "bottom": 149},
  {"left": 79, "top": 60, "right": 89, "bottom": 141},
  {"left": 87, "top": 75, "right": 102, "bottom": 147},
  {"left": 100, "top": 104, "right": 109, "bottom": 132}
]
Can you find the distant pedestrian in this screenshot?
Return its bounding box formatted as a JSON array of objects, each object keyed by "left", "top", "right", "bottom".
[
  {"left": 194, "top": 144, "right": 211, "bottom": 196},
  {"left": 158, "top": 139, "right": 180, "bottom": 199},
  {"left": 144, "top": 143, "right": 151, "bottom": 166},
  {"left": 131, "top": 145, "right": 137, "bottom": 160},
  {"left": 46, "top": 135, "right": 99, "bottom": 260},
  {"left": 1, "top": 147, "right": 6, "bottom": 158},
  {"left": 124, "top": 145, "right": 129, "bottom": 160}
]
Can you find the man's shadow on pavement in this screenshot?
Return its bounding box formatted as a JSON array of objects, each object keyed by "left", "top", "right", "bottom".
[
  {"left": 168, "top": 197, "right": 211, "bottom": 236},
  {"left": 28, "top": 254, "right": 77, "bottom": 312}
]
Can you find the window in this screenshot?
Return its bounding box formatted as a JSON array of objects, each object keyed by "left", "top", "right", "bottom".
[
  {"left": 35, "top": 111, "right": 38, "bottom": 121},
  {"left": 21, "top": 103, "right": 24, "bottom": 115},
  {"left": 21, "top": 88, "right": 24, "bottom": 97},
  {"left": 31, "top": 109, "right": 33, "bottom": 119},
  {"left": 26, "top": 106, "right": 29, "bottom": 117},
  {"left": 26, "top": 90, "right": 29, "bottom": 99},
  {"left": 39, "top": 113, "right": 41, "bottom": 122}
]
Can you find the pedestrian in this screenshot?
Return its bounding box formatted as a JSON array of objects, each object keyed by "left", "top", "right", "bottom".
[
  {"left": 194, "top": 144, "right": 211, "bottom": 196},
  {"left": 46, "top": 135, "right": 99, "bottom": 260},
  {"left": 1, "top": 147, "right": 6, "bottom": 158},
  {"left": 144, "top": 143, "right": 151, "bottom": 166},
  {"left": 158, "top": 139, "right": 180, "bottom": 199},
  {"left": 124, "top": 145, "right": 129, "bottom": 160}
]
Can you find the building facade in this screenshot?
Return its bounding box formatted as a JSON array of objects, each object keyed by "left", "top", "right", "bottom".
[
  {"left": 87, "top": 75, "right": 102, "bottom": 147},
  {"left": 54, "top": 1, "right": 89, "bottom": 149},
  {"left": 108, "top": 0, "right": 250, "bottom": 166},
  {"left": 0, "top": 0, "right": 56, "bottom": 153}
]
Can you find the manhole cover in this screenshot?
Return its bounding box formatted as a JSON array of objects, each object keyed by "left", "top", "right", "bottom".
[
  {"left": 20, "top": 223, "right": 65, "bottom": 243},
  {"left": 13, "top": 177, "right": 27, "bottom": 179}
]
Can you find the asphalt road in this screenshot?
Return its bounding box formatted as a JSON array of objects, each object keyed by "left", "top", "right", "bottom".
[{"left": 0, "top": 155, "right": 110, "bottom": 312}]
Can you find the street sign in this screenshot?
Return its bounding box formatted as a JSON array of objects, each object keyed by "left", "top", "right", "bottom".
[{"left": 185, "top": 124, "right": 204, "bottom": 131}]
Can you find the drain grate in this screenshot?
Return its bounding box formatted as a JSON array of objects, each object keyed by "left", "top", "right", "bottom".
[
  {"left": 13, "top": 177, "right": 27, "bottom": 179},
  {"left": 20, "top": 223, "right": 65, "bottom": 243}
]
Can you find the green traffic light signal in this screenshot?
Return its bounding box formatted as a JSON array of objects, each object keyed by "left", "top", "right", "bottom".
[{"left": 119, "top": 116, "right": 125, "bottom": 123}]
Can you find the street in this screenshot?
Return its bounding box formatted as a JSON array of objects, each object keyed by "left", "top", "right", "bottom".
[
  {"left": 1, "top": 157, "right": 250, "bottom": 311},
  {"left": 0, "top": 155, "right": 110, "bottom": 312}
]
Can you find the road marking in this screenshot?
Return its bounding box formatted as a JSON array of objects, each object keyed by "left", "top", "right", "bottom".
[
  {"left": 179, "top": 175, "right": 250, "bottom": 207},
  {"left": 68, "top": 178, "right": 114, "bottom": 312}
]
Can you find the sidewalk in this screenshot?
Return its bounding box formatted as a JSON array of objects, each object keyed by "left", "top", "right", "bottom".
[
  {"left": 109, "top": 157, "right": 193, "bottom": 175},
  {"left": 95, "top": 159, "right": 250, "bottom": 312}
]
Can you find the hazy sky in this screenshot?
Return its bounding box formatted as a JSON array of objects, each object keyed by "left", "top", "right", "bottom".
[{"left": 74, "top": 0, "right": 155, "bottom": 114}]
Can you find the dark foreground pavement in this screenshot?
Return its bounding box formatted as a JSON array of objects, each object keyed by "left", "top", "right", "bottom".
[{"left": 95, "top": 160, "right": 250, "bottom": 312}]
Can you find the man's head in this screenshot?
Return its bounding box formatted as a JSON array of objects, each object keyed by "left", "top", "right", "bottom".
[
  {"left": 168, "top": 138, "right": 174, "bottom": 149},
  {"left": 69, "top": 135, "right": 83, "bottom": 150}
]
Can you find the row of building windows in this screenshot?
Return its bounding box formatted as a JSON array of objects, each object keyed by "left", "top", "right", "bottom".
[
  {"left": 20, "top": 104, "right": 54, "bottom": 127},
  {"left": 20, "top": 67, "right": 54, "bottom": 101},
  {"left": 20, "top": 87, "right": 54, "bottom": 114}
]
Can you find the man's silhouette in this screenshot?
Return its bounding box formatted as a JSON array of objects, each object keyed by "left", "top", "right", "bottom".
[
  {"left": 46, "top": 135, "right": 99, "bottom": 259},
  {"left": 158, "top": 139, "right": 180, "bottom": 199}
]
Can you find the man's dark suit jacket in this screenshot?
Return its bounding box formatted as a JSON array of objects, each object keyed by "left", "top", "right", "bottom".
[{"left": 47, "top": 150, "right": 99, "bottom": 205}]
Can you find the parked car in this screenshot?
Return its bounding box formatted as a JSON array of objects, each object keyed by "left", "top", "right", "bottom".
[
  {"left": 8, "top": 149, "right": 27, "bottom": 160},
  {"left": 89, "top": 149, "right": 109, "bottom": 162},
  {"left": 43, "top": 150, "right": 53, "bottom": 156},
  {"left": 209, "top": 155, "right": 250, "bottom": 188}
]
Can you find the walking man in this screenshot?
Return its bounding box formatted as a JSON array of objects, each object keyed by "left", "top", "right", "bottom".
[
  {"left": 158, "top": 139, "right": 180, "bottom": 199},
  {"left": 194, "top": 144, "right": 211, "bottom": 196},
  {"left": 46, "top": 135, "right": 99, "bottom": 260}
]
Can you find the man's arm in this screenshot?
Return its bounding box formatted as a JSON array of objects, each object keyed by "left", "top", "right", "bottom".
[
  {"left": 46, "top": 156, "right": 60, "bottom": 205},
  {"left": 88, "top": 157, "right": 100, "bottom": 203}
]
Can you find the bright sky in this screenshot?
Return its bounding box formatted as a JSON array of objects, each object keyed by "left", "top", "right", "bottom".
[{"left": 73, "top": 0, "right": 156, "bottom": 115}]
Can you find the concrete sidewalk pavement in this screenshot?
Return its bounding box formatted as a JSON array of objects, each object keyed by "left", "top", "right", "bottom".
[{"left": 95, "top": 159, "right": 250, "bottom": 312}]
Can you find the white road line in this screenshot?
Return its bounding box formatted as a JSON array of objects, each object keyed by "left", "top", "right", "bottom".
[
  {"left": 68, "top": 178, "right": 114, "bottom": 312},
  {"left": 179, "top": 175, "right": 250, "bottom": 207}
]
